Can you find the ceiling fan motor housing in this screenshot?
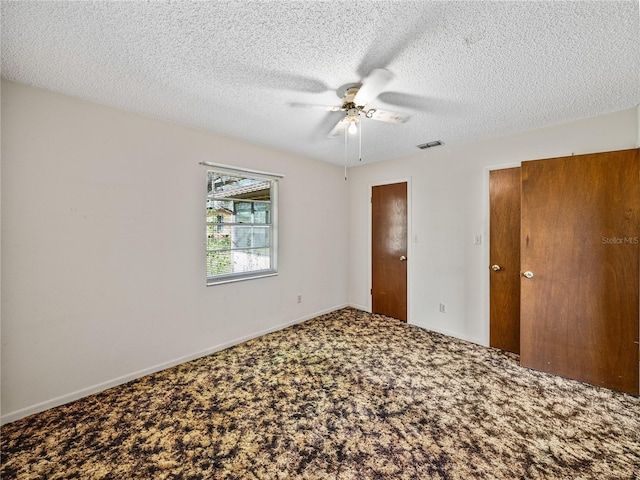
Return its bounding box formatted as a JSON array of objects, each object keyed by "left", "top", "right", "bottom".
[
  {"left": 346, "top": 106, "right": 360, "bottom": 119},
  {"left": 337, "top": 83, "right": 362, "bottom": 102}
]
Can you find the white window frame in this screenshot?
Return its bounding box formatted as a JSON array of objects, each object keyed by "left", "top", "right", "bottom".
[{"left": 205, "top": 164, "right": 280, "bottom": 286}]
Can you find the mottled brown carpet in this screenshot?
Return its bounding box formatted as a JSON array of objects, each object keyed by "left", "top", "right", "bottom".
[{"left": 2, "top": 308, "right": 639, "bottom": 479}]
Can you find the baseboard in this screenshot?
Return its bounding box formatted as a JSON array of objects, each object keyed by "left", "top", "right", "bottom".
[
  {"left": 1, "top": 303, "right": 349, "bottom": 425},
  {"left": 410, "top": 320, "right": 485, "bottom": 347},
  {"left": 347, "top": 305, "right": 486, "bottom": 347},
  {"left": 347, "top": 303, "right": 370, "bottom": 312},
  {"left": 348, "top": 306, "right": 487, "bottom": 347}
]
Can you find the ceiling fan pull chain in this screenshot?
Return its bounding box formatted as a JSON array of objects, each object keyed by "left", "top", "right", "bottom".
[
  {"left": 344, "top": 124, "right": 348, "bottom": 181},
  {"left": 359, "top": 115, "right": 362, "bottom": 162}
]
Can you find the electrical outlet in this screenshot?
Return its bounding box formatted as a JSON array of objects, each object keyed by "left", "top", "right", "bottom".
[
  {"left": 439, "top": 303, "right": 446, "bottom": 313},
  {"left": 297, "top": 294, "right": 302, "bottom": 304}
]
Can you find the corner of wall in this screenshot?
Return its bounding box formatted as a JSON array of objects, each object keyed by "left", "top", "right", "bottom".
[{"left": 636, "top": 104, "right": 640, "bottom": 148}]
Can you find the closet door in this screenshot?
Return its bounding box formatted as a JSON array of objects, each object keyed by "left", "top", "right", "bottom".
[
  {"left": 489, "top": 167, "right": 521, "bottom": 354},
  {"left": 520, "top": 149, "right": 639, "bottom": 395}
]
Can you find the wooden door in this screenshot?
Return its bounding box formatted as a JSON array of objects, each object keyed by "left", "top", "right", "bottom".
[
  {"left": 372, "top": 182, "right": 408, "bottom": 321},
  {"left": 520, "top": 149, "right": 639, "bottom": 395},
  {"left": 489, "top": 167, "right": 521, "bottom": 354}
]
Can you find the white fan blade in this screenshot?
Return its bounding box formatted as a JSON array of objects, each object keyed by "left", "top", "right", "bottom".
[
  {"left": 327, "top": 117, "right": 348, "bottom": 137},
  {"left": 289, "top": 102, "right": 343, "bottom": 112},
  {"left": 353, "top": 68, "right": 394, "bottom": 106},
  {"left": 368, "top": 109, "right": 409, "bottom": 124}
]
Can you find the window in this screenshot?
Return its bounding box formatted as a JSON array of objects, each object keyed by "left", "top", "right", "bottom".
[{"left": 206, "top": 169, "right": 278, "bottom": 285}]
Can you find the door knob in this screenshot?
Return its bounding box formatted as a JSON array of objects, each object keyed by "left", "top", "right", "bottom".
[
  {"left": 491, "top": 265, "right": 501, "bottom": 272},
  {"left": 400, "top": 255, "right": 407, "bottom": 261},
  {"left": 523, "top": 271, "right": 534, "bottom": 279}
]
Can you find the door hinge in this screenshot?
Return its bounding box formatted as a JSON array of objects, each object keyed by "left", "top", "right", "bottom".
[{"left": 370, "top": 288, "right": 373, "bottom": 295}]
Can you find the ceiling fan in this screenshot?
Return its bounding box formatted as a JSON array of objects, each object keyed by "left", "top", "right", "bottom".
[{"left": 290, "top": 68, "right": 409, "bottom": 138}]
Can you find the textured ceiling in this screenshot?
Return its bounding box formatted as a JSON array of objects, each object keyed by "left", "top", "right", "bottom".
[{"left": 2, "top": 1, "right": 639, "bottom": 165}]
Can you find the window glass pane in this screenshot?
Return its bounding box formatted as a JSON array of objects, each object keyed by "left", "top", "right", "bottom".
[
  {"left": 206, "top": 169, "right": 277, "bottom": 284},
  {"left": 227, "top": 225, "right": 270, "bottom": 249},
  {"left": 232, "top": 226, "right": 252, "bottom": 248},
  {"left": 208, "top": 173, "right": 271, "bottom": 200},
  {"left": 207, "top": 225, "right": 232, "bottom": 250},
  {"left": 253, "top": 201, "right": 271, "bottom": 224},
  {"left": 228, "top": 248, "right": 271, "bottom": 273},
  {"left": 250, "top": 226, "right": 270, "bottom": 249},
  {"left": 207, "top": 199, "right": 232, "bottom": 214},
  {"left": 206, "top": 248, "right": 272, "bottom": 277},
  {"left": 234, "top": 202, "right": 252, "bottom": 223},
  {"left": 206, "top": 250, "right": 232, "bottom": 276}
]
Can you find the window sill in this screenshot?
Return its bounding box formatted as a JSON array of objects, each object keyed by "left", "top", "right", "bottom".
[{"left": 206, "top": 271, "right": 278, "bottom": 286}]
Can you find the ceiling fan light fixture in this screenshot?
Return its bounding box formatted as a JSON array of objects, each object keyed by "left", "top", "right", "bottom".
[{"left": 348, "top": 121, "right": 358, "bottom": 135}]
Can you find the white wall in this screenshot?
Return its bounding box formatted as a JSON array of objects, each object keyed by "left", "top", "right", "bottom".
[
  {"left": 0, "top": 81, "right": 349, "bottom": 423},
  {"left": 348, "top": 107, "right": 639, "bottom": 345}
]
